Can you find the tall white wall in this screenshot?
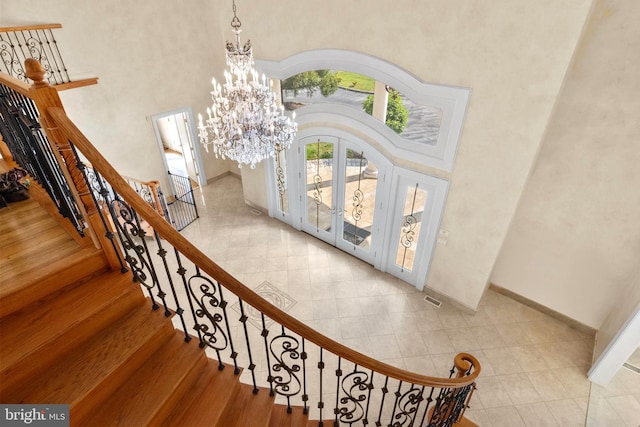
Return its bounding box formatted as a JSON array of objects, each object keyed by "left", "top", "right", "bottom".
[
  {"left": 491, "top": 0, "right": 640, "bottom": 328},
  {"left": 1, "top": 0, "right": 231, "bottom": 186},
  {"left": 3, "top": 1, "right": 604, "bottom": 315}
]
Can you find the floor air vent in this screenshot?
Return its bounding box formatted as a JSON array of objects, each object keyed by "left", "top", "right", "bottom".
[
  {"left": 424, "top": 295, "right": 442, "bottom": 308},
  {"left": 622, "top": 362, "right": 640, "bottom": 375},
  {"left": 250, "top": 209, "right": 262, "bottom": 216}
]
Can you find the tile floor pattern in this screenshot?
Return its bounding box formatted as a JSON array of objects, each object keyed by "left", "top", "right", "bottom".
[{"left": 171, "top": 175, "right": 639, "bottom": 426}]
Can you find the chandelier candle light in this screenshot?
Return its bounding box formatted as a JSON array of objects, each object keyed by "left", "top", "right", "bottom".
[{"left": 197, "top": 0, "right": 297, "bottom": 169}]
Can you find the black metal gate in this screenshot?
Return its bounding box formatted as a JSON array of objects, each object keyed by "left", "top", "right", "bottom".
[{"left": 165, "top": 171, "right": 198, "bottom": 231}]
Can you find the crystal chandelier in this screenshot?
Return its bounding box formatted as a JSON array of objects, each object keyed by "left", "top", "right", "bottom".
[{"left": 197, "top": 0, "right": 297, "bottom": 169}]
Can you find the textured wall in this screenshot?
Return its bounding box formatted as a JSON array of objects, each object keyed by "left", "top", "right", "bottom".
[
  {"left": 2, "top": 1, "right": 596, "bottom": 313},
  {"left": 1, "top": 0, "right": 231, "bottom": 185},
  {"left": 491, "top": 0, "right": 640, "bottom": 328},
  {"left": 235, "top": 0, "right": 592, "bottom": 309}
]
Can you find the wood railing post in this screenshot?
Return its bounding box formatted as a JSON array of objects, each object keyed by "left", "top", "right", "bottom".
[
  {"left": 0, "top": 133, "right": 14, "bottom": 162},
  {"left": 24, "top": 58, "right": 122, "bottom": 270}
]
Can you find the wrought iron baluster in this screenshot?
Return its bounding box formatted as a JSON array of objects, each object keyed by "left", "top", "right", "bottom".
[
  {"left": 269, "top": 326, "right": 302, "bottom": 413},
  {"left": 0, "top": 86, "right": 85, "bottom": 235},
  {"left": 71, "top": 149, "right": 127, "bottom": 272},
  {"left": 12, "top": 32, "right": 29, "bottom": 80},
  {"left": 153, "top": 231, "right": 190, "bottom": 340},
  {"left": 261, "top": 313, "right": 274, "bottom": 395},
  {"left": 390, "top": 382, "right": 424, "bottom": 427},
  {"left": 301, "top": 338, "right": 309, "bottom": 414},
  {"left": 0, "top": 33, "right": 24, "bottom": 79},
  {"left": 185, "top": 267, "right": 230, "bottom": 368},
  {"left": 336, "top": 363, "right": 372, "bottom": 426},
  {"left": 365, "top": 370, "right": 375, "bottom": 425},
  {"left": 334, "top": 356, "right": 342, "bottom": 425},
  {"left": 48, "top": 27, "right": 69, "bottom": 82},
  {"left": 108, "top": 191, "right": 171, "bottom": 314},
  {"left": 238, "top": 299, "right": 258, "bottom": 393},
  {"left": 377, "top": 376, "right": 390, "bottom": 427},
  {"left": 174, "top": 249, "right": 205, "bottom": 345},
  {"left": 389, "top": 380, "right": 403, "bottom": 426},
  {"left": 419, "top": 386, "right": 436, "bottom": 427},
  {"left": 40, "top": 28, "right": 66, "bottom": 84},
  {"left": 318, "top": 347, "right": 325, "bottom": 427},
  {"left": 212, "top": 277, "right": 240, "bottom": 374}
]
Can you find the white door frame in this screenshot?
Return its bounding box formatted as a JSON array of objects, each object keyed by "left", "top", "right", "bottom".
[
  {"left": 151, "top": 107, "right": 208, "bottom": 191},
  {"left": 380, "top": 168, "right": 449, "bottom": 289}
]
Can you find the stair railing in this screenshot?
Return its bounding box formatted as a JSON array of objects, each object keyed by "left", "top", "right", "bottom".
[
  {"left": 0, "top": 72, "right": 87, "bottom": 237},
  {"left": 0, "top": 24, "right": 98, "bottom": 90},
  {"left": 16, "top": 59, "right": 481, "bottom": 426}
]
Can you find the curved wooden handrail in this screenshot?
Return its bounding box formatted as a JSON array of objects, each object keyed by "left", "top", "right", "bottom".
[
  {"left": 0, "top": 72, "right": 32, "bottom": 97},
  {"left": 47, "top": 106, "right": 480, "bottom": 389}
]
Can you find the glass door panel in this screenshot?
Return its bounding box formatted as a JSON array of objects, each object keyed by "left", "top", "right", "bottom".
[
  {"left": 301, "top": 138, "right": 336, "bottom": 245},
  {"left": 336, "top": 148, "right": 381, "bottom": 265},
  {"left": 395, "top": 184, "right": 428, "bottom": 272},
  {"left": 385, "top": 172, "right": 448, "bottom": 288}
]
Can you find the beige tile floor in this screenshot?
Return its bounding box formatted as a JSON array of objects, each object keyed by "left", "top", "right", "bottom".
[{"left": 175, "top": 175, "right": 639, "bottom": 426}]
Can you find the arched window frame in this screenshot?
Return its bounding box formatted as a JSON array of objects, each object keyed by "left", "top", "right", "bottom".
[{"left": 257, "top": 49, "right": 471, "bottom": 172}]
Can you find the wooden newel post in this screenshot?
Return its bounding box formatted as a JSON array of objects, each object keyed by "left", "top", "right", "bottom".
[{"left": 24, "top": 58, "right": 123, "bottom": 270}]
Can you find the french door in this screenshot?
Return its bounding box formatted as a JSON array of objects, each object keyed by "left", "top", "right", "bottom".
[
  {"left": 267, "top": 134, "right": 449, "bottom": 289},
  {"left": 299, "top": 136, "right": 390, "bottom": 266}
]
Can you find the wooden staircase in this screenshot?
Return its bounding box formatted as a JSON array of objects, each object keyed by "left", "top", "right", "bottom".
[{"left": 0, "top": 197, "right": 319, "bottom": 426}]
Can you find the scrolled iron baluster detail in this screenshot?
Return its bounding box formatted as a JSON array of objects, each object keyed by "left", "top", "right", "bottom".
[
  {"left": 391, "top": 386, "right": 424, "bottom": 427},
  {"left": 109, "top": 199, "right": 156, "bottom": 290},
  {"left": 0, "top": 39, "right": 25, "bottom": 80},
  {"left": 187, "top": 274, "right": 229, "bottom": 352},
  {"left": 400, "top": 215, "right": 417, "bottom": 249},
  {"left": 337, "top": 370, "right": 371, "bottom": 425},
  {"left": 139, "top": 185, "right": 153, "bottom": 204},
  {"left": 84, "top": 167, "right": 108, "bottom": 203},
  {"left": 24, "top": 34, "right": 45, "bottom": 62},
  {"left": 269, "top": 333, "right": 302, "bottom": 398},
  {"left": 426, "top": 387, "right": 470, "bottom": 427}
]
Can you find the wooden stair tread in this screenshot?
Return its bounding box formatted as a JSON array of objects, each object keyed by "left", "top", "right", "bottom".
[
  {"left": 161, "top": 362, "right": 242, "bottom": 426},
  {"left": 10, "top": 303, "right": 174, "bottom": 407},
  {"left": 80, "top": 333, "right": 207, "bottom": 427},
  {"left": 454, "top": 415, "right": 479, "bottom": 427},
  {"left": 216, "top": 383, "right": 275, "bottom": 427},
  {"left": 0, "top": 197, "right": 84, "bottom": 284},
  {"left": 0, "top": 247, "right": 108, "bottom": 318},
  {"left": 269, "top": 405, "right": 310, "bottom": 427},
  {"left": 0, "top": 270, "right": 143, "bottom": 396}
]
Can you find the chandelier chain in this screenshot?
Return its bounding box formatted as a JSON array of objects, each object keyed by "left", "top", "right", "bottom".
[{"left": 231, "top": 0, "right": 241, "bottom": 30}]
